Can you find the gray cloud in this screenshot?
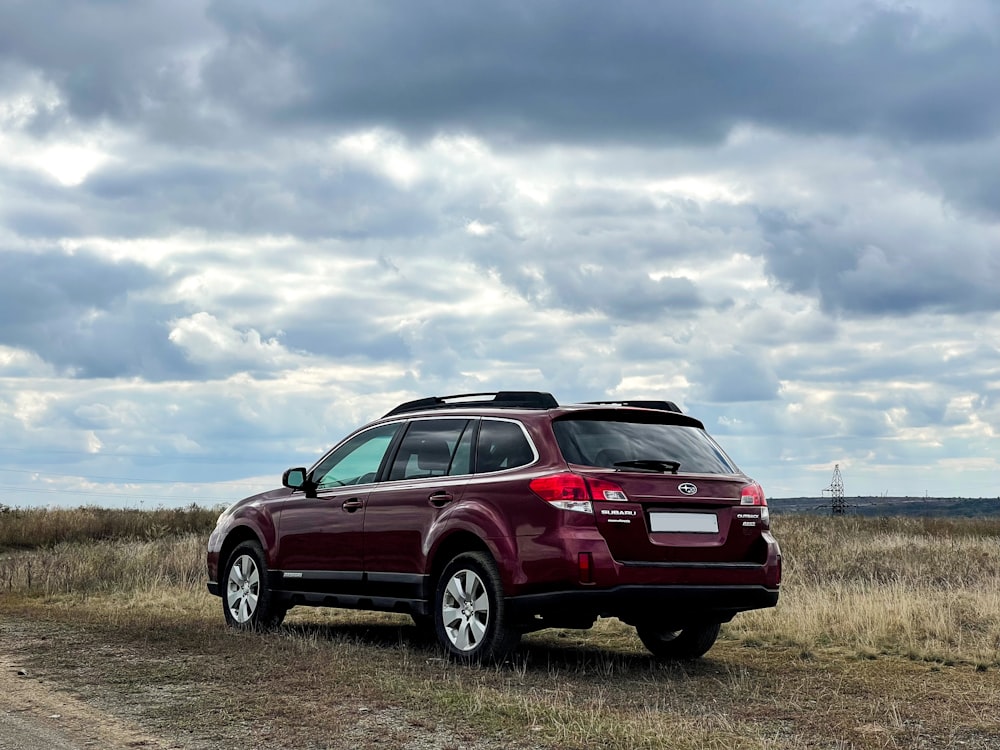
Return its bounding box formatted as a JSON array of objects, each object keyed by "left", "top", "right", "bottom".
[
  {"left": 82, "top": 161, "right": 439, "bottom": 241},
  {"left": 199, "top": 1, "right": 1000, "bottom": 147},
  {"left": 0, "top": 249, "right": 150, "bottom": 328},
  {"left": 693, "top": 348, "right": 781, "bottom": 403},
  {"left": 0, "top": 0, "right": 218, "bottom": 136},
  {"left": 926, "top": 138, "right": 1000, "bottom": 221},
  {"left": 278, "top": 315, "right": 409, "bottom": 362},
  {"left": 491, "top": 260, "right": 707, "bottom": 321},
  {"left": 756, "top": 208, "right": 1000, "bottom": 316},
  {"left": 4, "top": 1, "right": 996, "bottom": 152},
  {"left": 0, "top": 249, "right": 192, "bottom": 378}
]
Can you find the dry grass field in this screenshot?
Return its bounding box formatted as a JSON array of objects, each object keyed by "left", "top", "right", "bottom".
[{"left": 1, "top": 508, "right": 998, "bottom": 749}]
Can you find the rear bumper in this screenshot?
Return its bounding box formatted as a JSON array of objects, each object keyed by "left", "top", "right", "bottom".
[{"left": 506, "top": 584, "right": 779, "bottom": 629}]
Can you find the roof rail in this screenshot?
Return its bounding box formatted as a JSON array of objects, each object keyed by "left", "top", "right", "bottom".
[
  {"left": 583, "top": 400, "right": 683, "bottom": 413},
  {"left": 384, "top": 391, "right": 559, "bottom": 417}
]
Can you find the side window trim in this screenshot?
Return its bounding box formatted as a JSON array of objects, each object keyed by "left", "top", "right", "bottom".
[
  {"left": 455, "top": 418, "right": 480, "bottom": 476},
  {"left": 375, "top": 421, "right": 409, "bottom": 482},
  {"left": 468, "top": 418, "right": 483, "bottom": 474}
]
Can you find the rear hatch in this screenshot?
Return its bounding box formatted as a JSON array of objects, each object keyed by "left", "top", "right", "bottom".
[{"left": 552, "top": 409, "right": 769, "bottom": 565}]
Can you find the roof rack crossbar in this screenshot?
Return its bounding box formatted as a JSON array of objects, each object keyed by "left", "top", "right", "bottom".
[
  {"left": 384, "top": 391, "right": 558, "bottom": 417},
  {"left": 583, "top": 400, "right": 683, "bottom": 413}
]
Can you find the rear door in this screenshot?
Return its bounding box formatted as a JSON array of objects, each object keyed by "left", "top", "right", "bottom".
[
  {"left": 362, "top": 418, "right": 473, "bottom": 589},
  {"left": 552, "top": 411, "right": 765, "bottom": 564}
]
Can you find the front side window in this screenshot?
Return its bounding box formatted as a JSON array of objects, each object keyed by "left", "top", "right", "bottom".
[
  {"left": 553, "top": 417, "right": 738, "bottom": 474},
  {"left": 476, "top": 419, "right": 535, "bottom": 473},
  {"left": 311, "top": 423, "right": 401, "bottom": 489},
  {"left": 388, "top": 419, "right": 471, "bottom": 481}
]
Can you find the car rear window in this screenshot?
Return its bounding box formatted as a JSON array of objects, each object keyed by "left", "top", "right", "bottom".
[{"left": 552, "top": 416, "right": 739, "bottom": 475}]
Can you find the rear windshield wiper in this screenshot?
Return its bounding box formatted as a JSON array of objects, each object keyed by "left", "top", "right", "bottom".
[{"left": 613, "top": 459, "right": 681, "bottom": 474}]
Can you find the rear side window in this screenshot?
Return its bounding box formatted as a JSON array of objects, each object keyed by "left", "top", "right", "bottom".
[
  {"left": 552, "top": 417, "right": 738, "bottom": 474},
  {"left": 476, "top": 419, "right": 535, "bottom": 473},
  {"left": 388, "top": 419, "right": 472, "bottom": 480}
]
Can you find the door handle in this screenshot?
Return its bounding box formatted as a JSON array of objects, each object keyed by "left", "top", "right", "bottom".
[
  {"left": 428, "top": 491, "right": 454, "bottom": 508},
  {"left": 342, "top": 498, "right": 364, "bottom": 512}
]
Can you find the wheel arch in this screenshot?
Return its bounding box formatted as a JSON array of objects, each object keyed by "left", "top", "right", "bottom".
[
  {"left": 424, "top": 502, "right": 521, "bottom": 595},
  {"left": 218, "top": 525, "right": 265, "bottom": 580},
  {"left": 427, "top": 530, "right": 495, "bottom": 595}
]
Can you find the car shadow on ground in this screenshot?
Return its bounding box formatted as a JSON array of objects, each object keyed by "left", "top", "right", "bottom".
[{"left": 276, "top": 620, "right": 746, "bottom": 680}]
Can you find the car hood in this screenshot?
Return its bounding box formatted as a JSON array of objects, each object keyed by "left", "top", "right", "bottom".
[{"left": 218, "top": 485, "right": 293, "bottom": 520}]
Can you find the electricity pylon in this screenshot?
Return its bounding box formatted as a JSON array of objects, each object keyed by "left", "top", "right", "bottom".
[{"left": 825, "top": 464, "right": 846, "bottom": 515}]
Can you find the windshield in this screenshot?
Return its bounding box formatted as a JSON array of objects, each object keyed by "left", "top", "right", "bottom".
[{"left": 552, "top": 417, "right": 739, "bottom": 474}]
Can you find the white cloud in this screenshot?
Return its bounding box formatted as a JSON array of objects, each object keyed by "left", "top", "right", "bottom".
[
  {"left": 465, "top": 220, "right": 496, "bottom": 237},
  {"left": 0, "top": 76, "right": 120, "bottom": 185},
  {"left": 0, "top": 345, "right": 56, "bottom": 377},
  {"left": 34, "top": 142, "right": 111, "bottom": 186},
  {"left": 334, "top": 129, "right": 424, "bottom": 188},
  {"left": 167, "top": 312, "right": 293, "bottom": 369}
]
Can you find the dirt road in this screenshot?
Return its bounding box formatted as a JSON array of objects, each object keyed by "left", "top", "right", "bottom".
[{"left": 0, "top": 652, "right": 170, "bottom": 750}]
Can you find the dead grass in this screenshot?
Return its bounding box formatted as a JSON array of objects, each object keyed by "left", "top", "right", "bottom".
[
  {"left": 1, "top": 511, "right": 999, "bottom": 749},
  {"left": 0, "top": 533, "right": 206, "bottom": 596},
  {"left": 0, "top": 504, "right": 219, "bottom": 550},
  {"left": 728, "top": 515, "right": 1000, "bottom": 668}
]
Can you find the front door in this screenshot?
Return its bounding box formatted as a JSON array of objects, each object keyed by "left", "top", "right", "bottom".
[{"left": 274, "top": 422, "right": 401, "bottom": 590}]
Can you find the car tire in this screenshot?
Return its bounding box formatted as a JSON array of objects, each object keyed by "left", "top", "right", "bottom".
[
  {"left": 636, "top": 622, "right": 721, "bottom": 660},
  {"left": 434, "top": 552, "right": 520, "bottom": 663},
  {"left": 222, "top": 540, "right": 287, "bottom": 630}
]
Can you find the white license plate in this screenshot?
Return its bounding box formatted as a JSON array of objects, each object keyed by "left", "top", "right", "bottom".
[{"left": 649, "top": 512, "right": 719, "bottom": 533}]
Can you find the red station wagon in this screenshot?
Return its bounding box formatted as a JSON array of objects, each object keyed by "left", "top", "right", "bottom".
[{"left": 206, "top": 392, "right": 781, "bottom": 661}]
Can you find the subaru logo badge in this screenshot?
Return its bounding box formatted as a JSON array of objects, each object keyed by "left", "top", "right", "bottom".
[{"left": 678, "top": 483, "right": 698, "bottom": 495}]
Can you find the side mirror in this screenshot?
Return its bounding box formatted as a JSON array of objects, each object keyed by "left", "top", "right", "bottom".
[{"left": 282, "top": 467, "right": 308, "bottom": 490}]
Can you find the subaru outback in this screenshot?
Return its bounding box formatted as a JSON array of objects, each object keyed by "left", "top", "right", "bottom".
[{"left": 206, "top": 391, "right": 781, "bottom": 662}]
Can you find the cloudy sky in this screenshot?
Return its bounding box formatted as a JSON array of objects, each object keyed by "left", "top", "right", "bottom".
[{"left": 2, "top": 0, "right": 999, "bottom": 509}]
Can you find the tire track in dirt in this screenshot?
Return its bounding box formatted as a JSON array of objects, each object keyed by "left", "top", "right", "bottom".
[{"left": 0, "top": 645, "right": 171, "bottom": 750}]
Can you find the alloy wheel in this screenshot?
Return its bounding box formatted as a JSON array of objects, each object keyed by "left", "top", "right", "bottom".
[
  {"left": 226, "top": 553, "right": 260, "bottom": 624},
  {"left": 441, "top": 568, "right": 490, "bottom": 651}
]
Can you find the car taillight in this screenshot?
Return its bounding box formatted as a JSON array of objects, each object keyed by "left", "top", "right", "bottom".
[
  {"left": 528, "top": 472, "right": 628, "bottom": 514},
  {"left": 740, "top": 481, "right": 766, "bottom": 505},
  {"left": 741, "top": 481, "right": 770, "bottom": 527},
  {"left": 588, "top": 477, "right": 629, "bottom": 502}
]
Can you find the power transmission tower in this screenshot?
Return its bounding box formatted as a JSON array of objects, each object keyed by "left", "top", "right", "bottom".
[{"left": 825, "top": 464, "right": 846, "bottom": 516}]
